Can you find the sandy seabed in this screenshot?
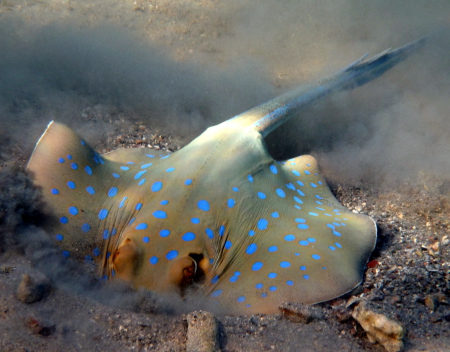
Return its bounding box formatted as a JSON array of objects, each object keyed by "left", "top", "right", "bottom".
[{"left": 1, "top": 1, "right": 450, "bottom": 351}]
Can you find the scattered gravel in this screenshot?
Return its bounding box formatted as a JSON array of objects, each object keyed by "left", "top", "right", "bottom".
[{"left": 1, "top": 1, "right": 449, "bottom": 351}]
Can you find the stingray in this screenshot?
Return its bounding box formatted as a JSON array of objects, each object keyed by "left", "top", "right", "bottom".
[{"left": 27, "top": 38, "right": 423, "bottom": 314}]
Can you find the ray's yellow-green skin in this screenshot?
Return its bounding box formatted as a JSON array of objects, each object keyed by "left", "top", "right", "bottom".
[
  {"left": 27, "top": 121, "right": 375, "bottom": 314},
  {"left": 27, "top": 39, "right": 425, "bottom": 313}
]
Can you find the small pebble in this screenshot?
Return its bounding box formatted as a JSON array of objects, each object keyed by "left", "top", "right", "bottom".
[
  {"left": 424, "top": 295, "right": 438, "bottom": 311},
  {"left": 352, "top": 300, "right": 405, "bottom": 352},
  {"left": 16, "top": 274, "right": 50, "bottom": 304},
  {"left": 186, "top": 310, "right": 220, "bottom": 352},
  {"left": 279, "top": 302, "right": 323, "bottom": 324},
  {"left": 25, "top": 316, "right": 55, "bottom": 336}
]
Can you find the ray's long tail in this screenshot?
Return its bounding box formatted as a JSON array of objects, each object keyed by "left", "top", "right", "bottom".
[{"left": 227, "top": 37, "right": 426, "bottom": 137}]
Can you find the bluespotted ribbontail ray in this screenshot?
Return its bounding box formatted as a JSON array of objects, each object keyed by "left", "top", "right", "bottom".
[{"left": 27, "top": 38, "right": 424, "bottom": 314}]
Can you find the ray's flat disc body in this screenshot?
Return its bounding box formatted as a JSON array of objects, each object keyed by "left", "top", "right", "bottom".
[{"left": 27, "top": 38, "right": 426, "bottom": 313}]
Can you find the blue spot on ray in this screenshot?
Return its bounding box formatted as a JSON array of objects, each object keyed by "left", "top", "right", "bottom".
[
  {"left": 198, "top": 200, "right": 210, "bottom": 211},
  {"left": 276, "top": 188, "right": 286, "bottom": 198},
  {"left": 84, "top": 166, "right": 93, "bottom": 175},
  {"left": 152, "top": 181, "right": 163, "bottom": 192},
  {"left": 293, "top": 196, "right": 303, "bottom": 204},
  {"left": 119, "top": 196, "right": 127, "bottom": 208},
  {"left": 134, "top": 170, "right": 147, "bottom": 179},
  {"left": 246, "top": 243, "right": 258, "bottom": 255},
  {"left": 136, "top": 223, "right": 148, "bottom": 230},
  {"left": 257, "top": 192, "right": 266, "bottom": 199},
  {"left": 71, "top": 163, "right": 78, "bottom": 170},
  {"left": 257, "top": 218, "right": 268, "bottom": 230},
  {"left": 185, "top": 179, "right": 193, "bottom": 185},
  {"left": 160, "top": 229, "right": 170, "bottom": 237},
  {"left": 68, "top": 206, "right": 78, "bottom": 215},
  {"left": 205, "top": 228, "right": 214, "bottom": 239},
  {"left": 270, "top": 165, "right": 278, "bottom": 174},
  {"left": 51, "top": 188, "right": 59, "bottom": 195},
  {"left": 211, "top": 290, "right": 222, "bottom": 297},
  {"left": 86, "top": 186, "right": 95, "bottom": 195},
  {"left": 98, "top": 209, "right": 108, "bottom": 220},
  {"left": 153, "top": 210, "right": 167, "bottom": 219},
  {"left": 280, "top": 261, "right": 291, "bottom": 268},
  {"left": 67, "top": 181, "right": 76, "bottom": 189},
  {"left": 333, "top": 231, "right": 342, "bottom": 237},
  {"left": 182, "top": 232, "right": 196, "bottom": 241},
  {"left": 166, "top": 250, "right": 178, "bottom": 260},
  {"left": 150, "top": 256, "right": 158, "bottom": 264},
  {"left": 227, "top": 199, "right": 236, "bottom": 208},
  {"left": 108, "top": 187, "right": 118, "bottom": 197},
  {"left": 252, "top": 262, "right": 263, "bottom": 271},
  {"left": 284, "top": 234, "right": 295, "bottom": 241}
]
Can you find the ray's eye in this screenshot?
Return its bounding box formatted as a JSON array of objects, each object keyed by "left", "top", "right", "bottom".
[
  {"left": 170, "top": 253, "right": 208, "bottom": 296},
  {"left": 183, "top": 259, "right": 197, "bottom": 280},
  {"left": 112, "top": 238, "right": 141, "bottom": 281}
]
